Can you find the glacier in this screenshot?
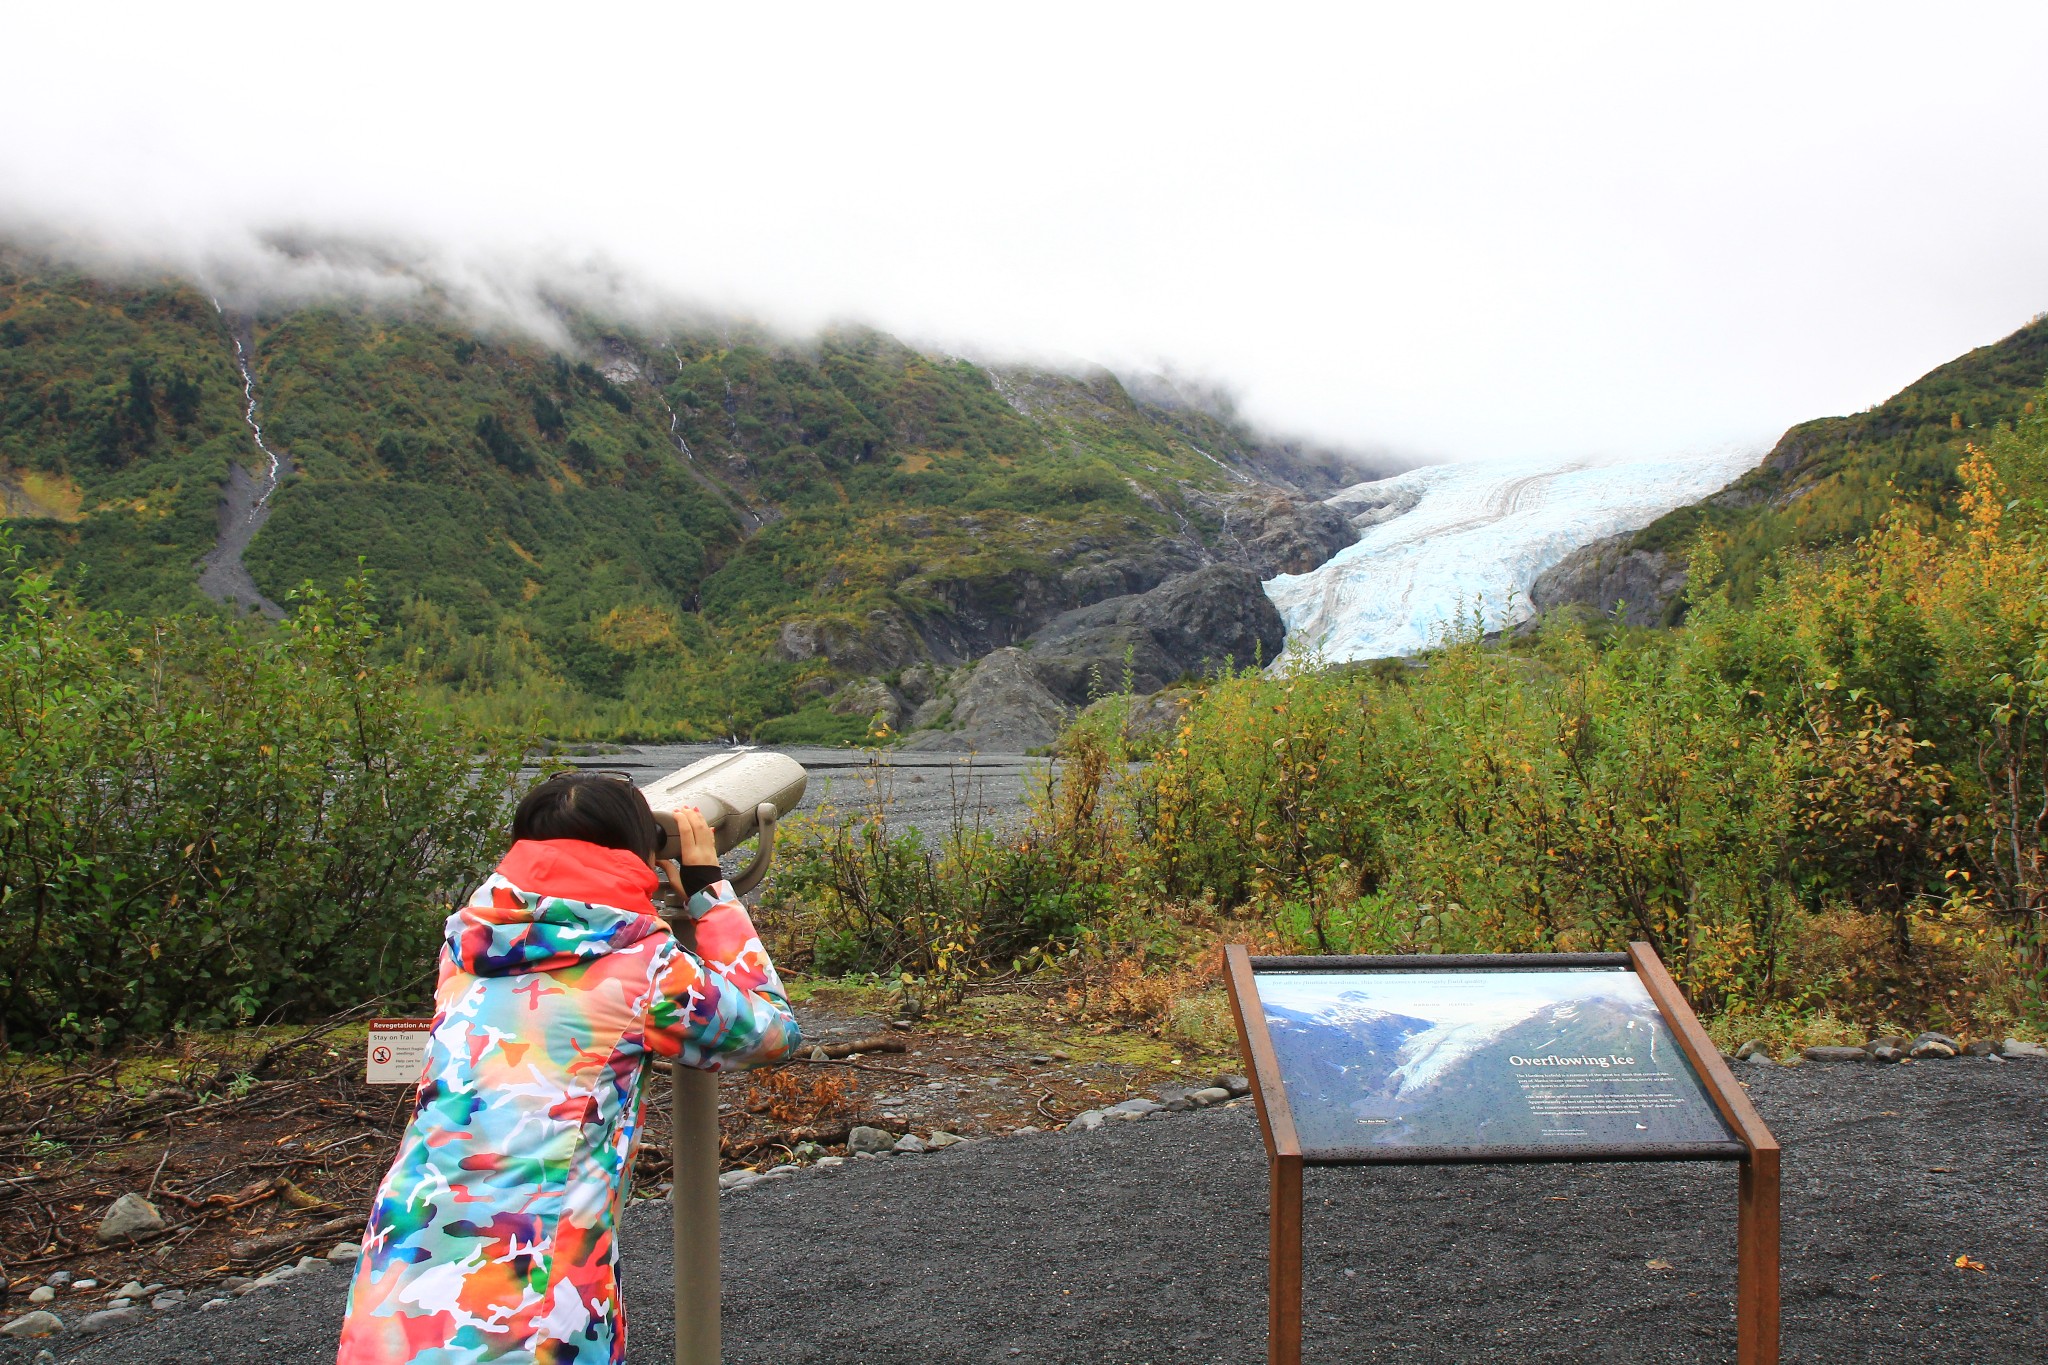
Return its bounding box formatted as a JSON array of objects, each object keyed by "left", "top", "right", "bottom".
[{"left": 1263, "top": 447, "right": 1763, "bottom": 666}]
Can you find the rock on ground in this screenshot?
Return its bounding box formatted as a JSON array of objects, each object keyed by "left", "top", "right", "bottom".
[
  {"left": 846, "top": 1125, "right": 897, "bottom": 1155},
  {"left": 76, "top": 1308, "right": 142, "bottom": 1334},
  {"left": 92, "top": 1193, "right": 165, "bottom": 1244},
  {"left": 0, "top": 1313, "right": 60, "bottom": 1340}
]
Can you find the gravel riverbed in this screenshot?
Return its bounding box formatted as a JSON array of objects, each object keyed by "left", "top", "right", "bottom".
[
  {"left": 7, "top": 1054, "right": 2041, "bottom": 1363},
  {"left": 541, "top": 744, "right": 1047, "bottom": 841}
]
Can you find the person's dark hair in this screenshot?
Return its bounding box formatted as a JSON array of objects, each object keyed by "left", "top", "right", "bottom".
[{"left": 512, "top": 774, "right": 661, "bottom": 863}]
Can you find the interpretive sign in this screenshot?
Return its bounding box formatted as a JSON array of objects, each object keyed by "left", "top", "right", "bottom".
[
  {"left": 1256, "top": 967, "right": 1739, "bottom": 1160},
  {"left": 365, "top": 1018, "right": 432, "bottom": 1086},
  {"left": 1225, "top": 946, "right": 1780, "bottom": 1365}
]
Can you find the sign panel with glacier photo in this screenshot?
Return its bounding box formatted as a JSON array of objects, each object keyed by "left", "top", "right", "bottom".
[
  {"left": 1228, "top": 948, "right": 1779, "bottom": 1365},
  {"left": 1252, "top": 967, "right": 1737, "bottom": 1158}
]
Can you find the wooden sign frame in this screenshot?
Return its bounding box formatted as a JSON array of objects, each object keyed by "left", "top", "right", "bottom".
[{"left": 1223, "top": 944, "right": 1779, "bottom": 1365}]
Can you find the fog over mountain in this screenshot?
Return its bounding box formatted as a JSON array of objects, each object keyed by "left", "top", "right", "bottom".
[{"left": 5, "top": 4, "right": 2046, "bottom": 465}]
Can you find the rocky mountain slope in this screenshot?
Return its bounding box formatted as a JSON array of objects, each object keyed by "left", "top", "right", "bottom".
[
  {"left": 1537, "top": 314, "right": 2048, "bottom": 622},
  {"left": 0, "top": 247, "right": 1384, "bottom": 742}
]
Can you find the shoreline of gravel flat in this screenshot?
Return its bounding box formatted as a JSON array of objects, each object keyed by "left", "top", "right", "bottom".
[
  {"left": 542, "top": 744, "right": 1048, "bottom": 840},
  {"left": 7, "top": 1057, "right": 2043, "bottom": 1364}
]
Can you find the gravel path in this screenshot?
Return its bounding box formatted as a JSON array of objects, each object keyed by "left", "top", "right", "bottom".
[{"left": 8, "top": 1057, "right": 2042, "bottom": 1363}]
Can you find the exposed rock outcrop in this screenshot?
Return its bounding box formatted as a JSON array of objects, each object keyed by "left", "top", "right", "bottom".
[
  {"left": 1191, "top": 489, "right": 1359, "bottom": 578},
  {"left": 896, "top": 664, "right": 937, "bottom": 706},
  {"left": 899, "top": 648, "right": 1072, "bottom": 752},
  {"left": 773, "top": 475, "right": 1356, "bottom": 753},
  {"left": 774, "top": 480, "right": 1357, "bottom": 701},
  {"left": 901, "top": 565, "right": 1283, "bottom": 750},
  {"left": 828, "top": 677, "right": 905, "bottom": 729},
  {"left": 776, "top": 610, "right": 924, "bottom": 674},
  {"left": 1529, "top": 533, "right": 1688, "bottom": 626},
  {"left": 1022, "top": 564, "right": 1284, "bottom": 704},
  {"left": 903, "top": 538, "right": 1209, "bottom": 663},
  {"left": 1325, "top": 479, "right": 1424, "bottom": 529}
]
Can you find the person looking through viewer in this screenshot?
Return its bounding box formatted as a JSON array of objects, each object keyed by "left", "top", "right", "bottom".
[{"left": 336, "top": 773, "right": 799, "bottom": 1364}]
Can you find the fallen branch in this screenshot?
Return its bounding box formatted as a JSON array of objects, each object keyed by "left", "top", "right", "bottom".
[
  {"left": 155, "top": 1083, "right": 281, "bottom": 1124},
  {"left": 229, "top": 1214, "right": 362, "bottom": 1265},
  {"left": 720, "top": 1123, "right": 851, "bottom": 1157},
  {"left": 717, "top": 1115, "right": 907, "bottom": 1160},
  {"left": 781, "top": 1058, "right": 930, "bottom": 1078},
  {"left": 304, "top": 1129, "right": 381, "bottom": 1159},
  {"left": 238, "top": 981, "right": 433, "bottom": 1083},
  {"left": 805, "top": 1035, "right": 908, "bottom": 1059},
  {"left": 145, "top": 1145, "right": 171, "bottom": 1198},
  {"left": 240, "top": 1149, "right": 384, "bottom": 1175}
]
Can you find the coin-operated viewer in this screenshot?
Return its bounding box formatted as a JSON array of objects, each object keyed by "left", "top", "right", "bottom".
[{"left": 336, "top": 772, "right": 800, "bottom": 1364}]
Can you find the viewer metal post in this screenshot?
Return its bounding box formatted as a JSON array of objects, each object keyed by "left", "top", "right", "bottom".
[{"left": 673, "top": 1063, "right": 721, "bottom": 1365}]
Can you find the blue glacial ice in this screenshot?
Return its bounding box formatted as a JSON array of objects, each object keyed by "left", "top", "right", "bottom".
[{"left": 1264, "top": 448, "right": 1762, "bottom": 666}]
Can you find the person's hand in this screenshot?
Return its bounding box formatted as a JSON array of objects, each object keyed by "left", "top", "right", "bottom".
[{"left": 667, "top": 806, "right": 718, "bottom": 866}]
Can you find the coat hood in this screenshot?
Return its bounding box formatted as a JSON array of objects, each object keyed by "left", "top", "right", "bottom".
[{"left": 446, "top": 839, "right": 667, "bottom": 976}]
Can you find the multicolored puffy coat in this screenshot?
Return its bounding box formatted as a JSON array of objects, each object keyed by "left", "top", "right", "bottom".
[{"left": 336, "top": 838, "right": 799, "bottom": 1364}]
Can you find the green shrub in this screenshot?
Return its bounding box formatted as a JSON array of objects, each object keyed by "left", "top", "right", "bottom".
[
  {"left": 0, "top": 546, "right": 521, "bottom": 1049},
  {"left": 751, "top": 699, "right": 873, "bottom": 747},
  {"left": 761, "top": 407, "right": 2048, "bottom": 1030},
  {"left": 764, "top": 792, "right": 1098, "bottom": 991}
]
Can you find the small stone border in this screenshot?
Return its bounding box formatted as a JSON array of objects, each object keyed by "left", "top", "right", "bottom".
[
  {"left": 0, "top": 1242, "right": 361, "bottom": 1349},
  {"left": 1060, "top": 1074, "right": 1251, "bottom": 1132},
  {"left": 1730, "top": 1032, "right": 2047, "bottom": 1067}
]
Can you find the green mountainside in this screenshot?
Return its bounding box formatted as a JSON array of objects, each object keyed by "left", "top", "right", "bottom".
[
  {"left": 0, "top": 251, "right": 1368, "bottom": 740},
  {"left": 1591, "top": 315, "right": 2048, "bottom": 612}
]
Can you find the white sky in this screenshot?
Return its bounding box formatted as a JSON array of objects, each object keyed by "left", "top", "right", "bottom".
[{"left": 4, "top": 2, "right": 2046, "bottom": 463}]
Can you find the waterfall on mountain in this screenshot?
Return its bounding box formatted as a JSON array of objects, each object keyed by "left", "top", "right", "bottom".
[{"left": 196, "top": 302, "right": 290, "bottom": 619}]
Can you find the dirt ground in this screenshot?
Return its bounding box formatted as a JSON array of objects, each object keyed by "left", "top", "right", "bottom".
[
  {"left": 0, "top": 981, "right": 1219, "bottom": 1306},
  {"left": 6, "top": 1054, "right": 2043, "bottom": 1363}
]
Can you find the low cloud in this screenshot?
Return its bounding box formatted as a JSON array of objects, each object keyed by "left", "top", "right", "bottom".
[
  {"left": 2, "top": 215, "right": 709, "bottom": 351},
  {"left": 4, "top": 5, "right": 2046, "bottom": 463}
]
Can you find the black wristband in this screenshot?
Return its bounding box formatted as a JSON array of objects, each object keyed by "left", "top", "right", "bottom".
[{"left": 679, "top": 864, "right": 725, "bottom": 897}]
